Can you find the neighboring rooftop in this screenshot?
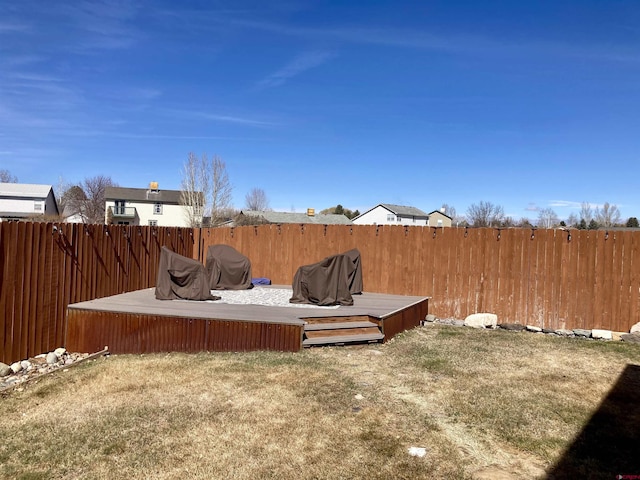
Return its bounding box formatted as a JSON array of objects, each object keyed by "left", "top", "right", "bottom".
[
  {"left": 105, "top": 184, "right": 184, "bottom": 204},
  {"left": 0, "top": 182, "right": 54, "bottom": 198},
  {"left": 240, "top": 210, "right": 352, "bottom": 225},
  {"left": 379, "top": 203, "right": 429, "bottom": 217}
]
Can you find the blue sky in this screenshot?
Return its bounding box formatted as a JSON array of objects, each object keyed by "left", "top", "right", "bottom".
[{"left": 1, "top": 0, "right": 639, "bottom": 221}]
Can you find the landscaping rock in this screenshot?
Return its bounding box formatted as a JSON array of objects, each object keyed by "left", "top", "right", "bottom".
[
  {"left": 621, "top": 333, "right": 640, "bottom": 344},
  {"left": 46, "top": 352, "right": 59, "bottom": 365},
  {"left": 630, "top": 322, "right": 640, "bottom": 334},
  {"left": 592, "top": 329, "right": 612, "bottom": 340},
  {"left": 556, "top": 329, "right": 574, "bottom": 336},
  {"left": 464, "top": 313, "right": 498, "bottom": 329},
  {"left": 424, "top": 314, "right": 437, "bottom": 322},
  {"left": 54, "top": 347, "right": 67, "bottom": 357},
  {"left": 573, "top": 329, "right": 591, "bottom": 338},
  {"left": 10, "top": 362, "right": 22, "bottom": 374},
  {"left": 526, "top": 325, "right": 542, "bottom": 332},
  {"left": 542, "top": 328, "right": 556, "bottom": 334},
  {"left": 498, "top": 323, "right": 525, "bottom": 331},
  {"left": 0, "top": 362, "right": 11, "bottom": 377}
]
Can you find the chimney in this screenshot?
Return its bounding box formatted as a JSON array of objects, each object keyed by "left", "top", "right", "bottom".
[
  {"left": 149, "top": 181, "right": 159, "bottom": 193},
  {"left": 307, "top": 208, "right": 315, "bottom": 216},
  {"left": 440, "top": 207, "right": 446, "bottom": 213}
]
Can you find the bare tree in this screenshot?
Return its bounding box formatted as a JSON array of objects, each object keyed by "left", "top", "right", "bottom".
[
  {"left": 180, "top": 153, "right": 233, "bottom": 227},
  {"left": 81, "top": 175, "right": 118, "bottom": 224},
  {"left": 566, "top": 213, "right": 579, "bottom": 228},
  {"left": 180, "top": 153, "right": 209, "bottom": 227},
  {"left": 441, "top": 203, "right": 467, "bottom": 226},
  {"left": 61, "top": 185, "right": 87, "bottom": 220},
  {"left": 245, "top": 187, "right": 270, "bottom": 211},
  {"left": 0, "top": 169, "right": 18, "bottom": 183},
  {"left": 466, "top": 201, "right": 505, "bottom": 227},
  {"left": 209, "top": 155, "right": 233, "bottom": 226},
  {"left": 595, "top": 202, "right": 621, "bottom": 228},
  {"left": 537, "top": 208, "right": 559, "bottom": 229},
  {"left": 579, "top": 202, "right": 593, "bottom": 224}
]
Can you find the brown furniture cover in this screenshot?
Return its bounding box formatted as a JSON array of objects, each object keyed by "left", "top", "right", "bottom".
[
  {"left": 206, "top": 244, "right": 253, "bottom": 290},
  {"left": 155, "top": 246, "right": 219, "bottom": 301},
  {"left": 290, "top": 249, "right": 363, "bottom": 306}
]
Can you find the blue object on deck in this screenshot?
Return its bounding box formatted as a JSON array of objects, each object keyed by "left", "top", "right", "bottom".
[{"left": 252, "top": 277, "right": 272, "bottom": 285}]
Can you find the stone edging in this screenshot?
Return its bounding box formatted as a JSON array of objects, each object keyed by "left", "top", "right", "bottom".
[{"left": 422, "top": 314, "right": 640, "bottom": 344}]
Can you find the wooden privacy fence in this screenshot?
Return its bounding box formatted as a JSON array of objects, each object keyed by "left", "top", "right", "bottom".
[
  {"left": 2, "top": 222, "right": 639, "bottom": 364},
  {"left": 196, "top": 224, "right": 640, "bottom": 334},
  {"left": 0, "top": 222, "right": 194, "bottom": 364}
]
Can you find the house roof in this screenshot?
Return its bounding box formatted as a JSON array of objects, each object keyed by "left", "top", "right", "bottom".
[
  {"left": 0, "top": 182, "right": 54, "bottom": 199},
  {"left": 105, "top": 186, "right": 184, "bottom": 204},
  {"left": 353, "top": 203, "right": 429, "bottom": 221},
  {"left": 427, "top": 210, "right": 453, "bottom": 220},
  {"left": 241, "top": 210, "right": 353, "bottom": 225}
]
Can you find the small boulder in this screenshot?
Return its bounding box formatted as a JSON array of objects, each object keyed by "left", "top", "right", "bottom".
[
  {"left": 542, "top": 328, "right": 556, "bottom": 334},
  {"left": 498, "top": 323, "right": 525, "bottom": 331},
  {"left": 573, "top": 329, "right": 591, "bottom": 338},
  {"left": 621, "top": 333, "right": 640, "bottom": 344},
  {"left": 54, "top": 347, "right": 67, "bottom": 357},
  {"left": 630, "top": 322, "right": 640, "bottom": 334},
  {"left": 556, "top": 329, "right": 574, "bottom": 336},
  {"left": 10, "top": 362, "right": 22, "bottom": 374},
  {"left": 46, "top": 352, "right": 59, "bottom": 365},
  {"left": 0, "top": 362, "right": 11, "bottom": 377},
  {"left": 424, "top": 314, "right": 437, "bottom": 323},
  {"left": 592, "top": 329, "right": 612, "bottom": 340},
  {"left": 526, "top": 325, "right": 542, "bottom": 332},
  {"left": 464, "top": 313, "right": 498, "bottom": 329}
]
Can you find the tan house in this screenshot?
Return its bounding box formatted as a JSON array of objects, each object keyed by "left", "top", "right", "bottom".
[{"left": 426, "top": 210, "right": 453, "bottom": 227}]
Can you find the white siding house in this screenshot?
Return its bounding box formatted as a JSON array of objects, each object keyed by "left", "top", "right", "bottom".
[
  {"left": 352, "top": 204, "right": 430, "bottom": 226},
  {"left": 104, "top": 183, "right": 195, "bottom": 227},
  {"left": 0, "top": 183, "right": 59, "bottom": 221}
]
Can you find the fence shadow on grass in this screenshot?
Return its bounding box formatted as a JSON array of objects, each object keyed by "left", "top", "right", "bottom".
[{"left": 547, "top": 363, "right": 640, "bottom": 479}]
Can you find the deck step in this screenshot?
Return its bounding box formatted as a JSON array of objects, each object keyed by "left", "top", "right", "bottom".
[
  {"left": 303, "top": 332, "right": 384, "bottom": 346},
  {"left": 303, "top": 326, "right": 384, "bottom": 347},
  {"left": 304, "top": 321, "right": 379, "bottom": 331}
]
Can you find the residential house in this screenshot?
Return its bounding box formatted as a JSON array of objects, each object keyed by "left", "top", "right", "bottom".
[
  {"left": 105, "top": 182, "right": 197, "bottom": 227},
  {"left": 0, "top": 182, "right": 59, "bottom": 221},
  {"left": 234, "top": 208, "right": 352, "bottom": 226},
  {"left": 352, "top": 203, "right": 430, "bottom": 226},
  {"left": 426, "top": 209, "right": 453, "bottom": 227}
]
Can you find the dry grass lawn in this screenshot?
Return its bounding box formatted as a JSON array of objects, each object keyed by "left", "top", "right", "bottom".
[{"left": 1, "top": 324, "right": 639, "bottom": 479}]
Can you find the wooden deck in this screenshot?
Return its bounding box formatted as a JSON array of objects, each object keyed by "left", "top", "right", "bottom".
[{"left": 65, "top": 286, "right": 429, "bottom": 354}]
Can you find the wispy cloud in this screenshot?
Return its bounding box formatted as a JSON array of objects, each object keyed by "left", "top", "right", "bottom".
[
  {"left": 525, "top": 203, "right": 540, "bottom": 212},
  {"left": 256, "top": 50, "right": 335, "bottom": 89},
  {"left": 549, "top": 200, "right": 583, "bottom": 209},
  {"left": 163, "top": 108, "right": 278, "bottom": 127},
  {"left": 0, "top": 21, "right": 31, "bottom": 33},
  {"left": 227, "top": 18, "right": 640, "bottom": 64}
]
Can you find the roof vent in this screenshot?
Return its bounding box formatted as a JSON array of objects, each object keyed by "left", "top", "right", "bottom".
[
  {"left": 149, "top": 181, "right": 159, "bottom": 192},
  {"left": 307, "top": 208, "right": 315, "bottom": 216}
]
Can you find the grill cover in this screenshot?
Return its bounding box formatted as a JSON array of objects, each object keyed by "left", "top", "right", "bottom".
[
  {"left": 290, "top": 249, "right": 363, "bottom": 306},
  {"left": 206, "top": 244, "right": 253, "bottom": 290},
  {"left": 155, "top": 247, "right": 219, "bottom": 301}
]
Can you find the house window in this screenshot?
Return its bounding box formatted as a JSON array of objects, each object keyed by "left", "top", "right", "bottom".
[
  {"left": 387, "top": 214, "right": 395, "bottom": 222},
  {"left": 148, "top": 220, "right": 158, "bottom": 226},
  {"left": 117, "top": 221, "right": 129, "bottom": 225},
  {"left": 115, "top": 200, "right": 125, "bottom": 215},
  {"left": 34, "top": 201, "right": 43, "bottom": 212},
  {"left": 154, "top": 203, "right": 163, "bottom": 215},
  {"left": 437, "top": 219, "right": 443, "bottom": 227}
]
